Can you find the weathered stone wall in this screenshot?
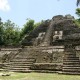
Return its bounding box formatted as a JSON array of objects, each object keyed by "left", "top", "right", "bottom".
[
  {"left": 19, "top": 46, "right": 64, "bottom": 70},
  {"left": 0, "top": 46, "right": 80, "bottom": 71},
  {"left": 0, "top": 48, "right": 20, "bottom": 63},
  {"left": 31, "top": 63, "right": 62, "bottom": 71}
]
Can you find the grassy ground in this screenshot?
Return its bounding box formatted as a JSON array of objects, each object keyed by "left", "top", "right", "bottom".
[{"left": 0, "top": 72, "right": 80, "bottom": 80}]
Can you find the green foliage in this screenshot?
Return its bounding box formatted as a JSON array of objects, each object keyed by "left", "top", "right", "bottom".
[
  {"left": 0, "top": 18, "right": 41, "bottom": 46},
  {"left": 0, "top": 18, "right": 4, "bottom": 45},
  {"left": 75, "top": 8, "right": 80, "bottom": 27},
  {"left": 20, "top": 19, "right": 41, "bottom": 39},
  {"left": 20, "top": 19, "right": 34, "bottom": 38},
  {"left": 34, "top": 22, "right": 42, "bottom": 29},
  {"left": 3, "top": 20, "right": 20, "bottom": 46},
  {"left": 74, "top": 19, "right": 80, "bottom": 27},
  {"left": 76, "top": 8, "right": 80, "bottom": 17}
]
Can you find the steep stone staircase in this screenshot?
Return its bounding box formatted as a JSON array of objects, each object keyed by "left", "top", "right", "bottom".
[
  {"left": 62, "top": 50, "right": 80, "bottom": 74},
  {"left": 9, "top": 58, "right": 35, "bottom": 72},
  {"left": 2, "top": 48, "right": 36, "bottom": 72}
]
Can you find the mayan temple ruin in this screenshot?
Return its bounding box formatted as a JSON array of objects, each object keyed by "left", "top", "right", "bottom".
[{"left": 0, "top": 15, "right": 80, "bottom": 74}]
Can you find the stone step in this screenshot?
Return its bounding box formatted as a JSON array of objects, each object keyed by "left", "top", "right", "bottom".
[
  {"left": 10, "top": 66, "right": 31, "bottom": 68},
  {"left": 63, "top": 69, "right": 80, "bottom": 72},
  {"left": 64, "top": 53, "right": 76, "bottom": 55},
  {"left": 64, "top": 61, "right": 80, "bottom": 63},
  {"left": 9, "top": 62, "right": 33, "bottom": 66},
  {"left": 11, "top": 58, "right": 35, "bottom": 60},
  {"left": 63, "top": 58, "right": 79, "bottom": 61},
  {"left": 15, "top": 57, "right": 35, "bottom": 59},
  {"left": 0, "top": 69, "right": 4, "bottom": 71},
  {"left": 10, "top": 68, "right": 30, "bottom": 70},
  {"left": 14, "top": 57, "right": 35, "bottom": 59},
  {"left": 63, "top": 65, "right": 80, "bottom": 67},
  {"left": 63, "top": 62, "right": 80, "bottom": 64},
  {"left": 63, "top": 60, "right": 80, "bottom": 63},
  {"left": 64, "top": 56, "right": 77, "bottom": 58},
  {"left": 63, "top": 59, "right": 80, "bottom": 61},
  {"left": 3, "top": 65, "right": 10, "bottom": 67},
  {"left": 2, "top": 67, "right": 10, "bottom": 69},
  {"left": 16, "top": 56, "right": 34, "bottom": 58},
  {"left": 10, "top": 64, "right": 33, "bottom": 66},
  {"left": 10, "top": 62, "right": 34, "bottom": 64},
  {"left": 61, "top": 72, "right": 80, "bottom": 75},
  {"left": 63, "top": 63, "right": 80, "bottom": 65},
  {"left": 64, "top": 55, "right": 77, "bottom": 57},
  {"left": 10, "top": 59, "right": 35, "bottom": 62},
  {"left": 63, "top": 57, "right": 79, "bottom": 59},
  {"left": 10, "top": 70, "right": 33, "bottom": 73},
  {"left": 63, "top": 61, "right": 80, "bottom": 63},
  {"left": 63, "top": 67, "right": 80, "bottom": 69},
  {"left": 3, "top": 65, "right": 32, "bottom": 69},
  {"left": 10, "top": 69, "right": 59, "bottom": 73},
  {"left": 3, "top": 64, "right": 32, "bottom": 67},
  {"left": 63, "top": 58, "right": 80, "bottom": 61},
  {"left": 32, "top": 70, "right": 59, "bottom": 73},
  {"left": 63, "top": 60, "right": 80, "bottom": 62},
  {"left": 3, "top": 63, "right": 10, "bottom": 65}
]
